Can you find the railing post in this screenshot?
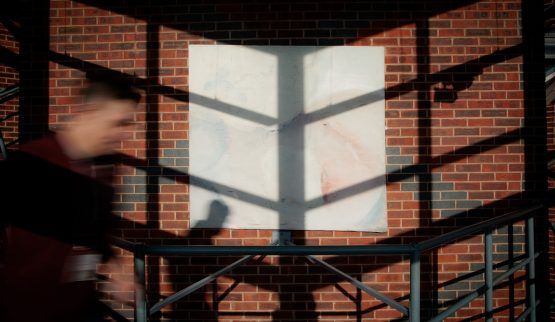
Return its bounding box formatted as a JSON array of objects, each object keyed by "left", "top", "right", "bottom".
[
  {"left": 0, "top": 129, "right": 7, "bottom": 159},
  {"left": 526, "top": 216, "right": 536, "bottom": 322},
  {"left": 134, "top": 244, "right": 148, "bottom": 322},
  {"left": 410, "top": 250, "right": 421, "bottom": 322},
  {"left": 484, "top": 228, "right": 493, "bottom": 322}
]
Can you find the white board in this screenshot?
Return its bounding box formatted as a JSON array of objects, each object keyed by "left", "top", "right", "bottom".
[{"left": 189, "top": 45, "right": 386, "bottom": 232}]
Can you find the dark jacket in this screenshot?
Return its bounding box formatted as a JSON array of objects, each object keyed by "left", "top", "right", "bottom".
[{"left": 0, "top": 134, "right": 115, "bottom": 322}]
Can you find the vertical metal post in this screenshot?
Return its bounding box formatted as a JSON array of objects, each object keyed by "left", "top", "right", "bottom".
[
  {"left": 0, "top": 131, "right": 7, "bottom": 160},
  {"left": 134, "top": 245, "right": 148, "bottom": 322},
  {"left": 484, "top": 229, "right": 493, "bottom": 322},
  {"left": 526, "top": 216, "right": 536, "bottom": 322},
  {"left": 410, "top": 251, "right": 421, "bottom": 322}
]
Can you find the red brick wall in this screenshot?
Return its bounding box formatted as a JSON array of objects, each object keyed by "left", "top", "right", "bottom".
[
  {"left": 45, "top": 0, "right": 541, "bottom": 321},
  {"left": 547, "top": 4, "right": 555, "bottom": 319},
  {"left": 548, "top": 100, "right": 555, "bottom": 322},
  {"left": 0, "top": 21, "right": 19, "bottom": 148}
]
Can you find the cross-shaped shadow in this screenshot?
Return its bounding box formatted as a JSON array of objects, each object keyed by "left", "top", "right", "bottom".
[
  {"left": 46, "top": 40, "right": 527, "bottom": 320},
  {"left": 3, "top": 0, "right": 549, "bottom": 320}
]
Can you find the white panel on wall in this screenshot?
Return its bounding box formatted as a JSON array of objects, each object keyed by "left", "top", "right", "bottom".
[{"left": 189, "top": 45, "right": 386, "bottom": 232}]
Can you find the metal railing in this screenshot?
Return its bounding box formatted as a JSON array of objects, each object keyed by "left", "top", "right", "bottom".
[
  {"left": 111, "top": 204, "right": 543, "bottom": 322},
  {"left": 0, "top": 85, "right": 20, "bottom": 159},
  {"left": 550, "top": 221, "right": 555, "bottom": 314},
  {"left": 0, "top": 85, "right": 19, "bottom": 105}
]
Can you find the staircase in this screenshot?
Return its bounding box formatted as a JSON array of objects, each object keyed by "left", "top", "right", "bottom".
[{"left": 0, "top": 84, "right": 19, "bottom": 159}]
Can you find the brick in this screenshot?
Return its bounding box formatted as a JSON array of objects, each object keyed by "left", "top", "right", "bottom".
[
  {"left": 113, "top": 203, "right": 136, "bottom": 211},
  {"left": 441, "top": 209, "right": 464, "bottom": 218},
  {"left": 163, "top": 149, "right": 188, "bottom": 157},
  {"left": 456, "top": 200, "right": 483, "bottom": 209},
  {"left": 230, "top": 30, "right": 256, "bottom": 39},
  {"left": 400, "top": 183, "right": 419, "bottom": 191},
  {"left": 26, "top": 2, "right": 534, "bottom": 320},
  {"left": 441, "top": 191, "right": 468, "bottom": 200},
  {"left": 432, "top": 201, "right": 456, "bottom": 209},
  {"left": 387, "top": 156, "right": 413, "bottom": 165},
  {"left": 174, "top": 159, "right": 189, "bottom": 167},
  {"left": 121, "top": 194, "right": 148, "bottom": 203},
  {"left": 158, "top": 158, "right": 175, "bottom": 167},
  {"left": 432, "top": 182, "right": 454, "bottom": 191},
  {"left": 123, "top": 176, "right": 147, "bottom": 185},
  {"left": 385, "top": 147, "right": 401, "bottom": 155},
  {"left": 175, "top": 140, "right": 189, "bottom": 149}
]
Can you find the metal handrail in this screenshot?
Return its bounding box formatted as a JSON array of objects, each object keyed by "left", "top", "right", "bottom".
[
  {"left": 305, "top": 252, "right": 410, "bottom": 315},
  {"left": 109, "top": 235, "right": 139, "bottom": 252},
  {"left": 142, "top": 243, "right": 417, "bottom": 256},
  {"left": 0, "top": 132, "right": 7, "bottom": 160},
  {"left": 0, "top": 85, "right": 19, "bottom": 105},
  {"left": 0, "top": 111, "right": 19, "bottom": 123},
  {"left": 416, "top": 204, "right": 543, "bottom": 251},
  {"left": 111, "top": 204, "right": 542, "bottom": 322},
  {"left": 148, "top": 241, "right": 278, "bottom": 315},
  {"left": 0, "top": 85, "right": 21, "bottom": 159},
  {"left": 428, "top": 252, "right": 540, "bottom": 322}
]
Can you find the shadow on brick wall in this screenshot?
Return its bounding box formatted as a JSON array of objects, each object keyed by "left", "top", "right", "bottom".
[{"left": 3, "top": 0, "right": 550, "bottom": 321}]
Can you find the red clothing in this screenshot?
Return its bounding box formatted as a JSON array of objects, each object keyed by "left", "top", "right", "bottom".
[{"left": 0, "top": 134, "right": 115, "bottom": 322}]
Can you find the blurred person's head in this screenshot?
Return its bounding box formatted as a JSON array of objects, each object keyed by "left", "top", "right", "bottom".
[{"left": 58, "top": 77, "right": 141, "bottom": 159}]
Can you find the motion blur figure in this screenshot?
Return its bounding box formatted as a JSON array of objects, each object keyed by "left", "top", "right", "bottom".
[{"left": 0, "top": 76, "right": 141, "bottom": 322}]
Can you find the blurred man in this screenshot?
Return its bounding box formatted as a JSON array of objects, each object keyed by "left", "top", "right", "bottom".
[{"left": 0, "top": 76, "right": 141, "bottom": 322}]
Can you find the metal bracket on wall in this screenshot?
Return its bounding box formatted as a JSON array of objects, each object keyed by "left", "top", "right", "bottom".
[{"left": 272, "top": 230, "right": 292, "bottom": 245}]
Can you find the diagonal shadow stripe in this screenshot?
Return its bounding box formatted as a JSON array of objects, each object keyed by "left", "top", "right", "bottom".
[
  {"left": 72, "top": 0, "right": 480, "bottom": 51},
  {"left": 189, "top": 175, "right": 283, "bottom": 211},
  {"left": 119, "top": 156, "right": 283, "bottom": 212},
  {"left": 0, "top": 18, "right": 21, "bottom": 40},
  {"left": 48, "top": 51, "right": 277, "bottom": 126},
  {"left": 119, "top": 127, "right": 523, "bottom": 214},
  {"left": 47, "top": 41, "right": 526, "bottom": 211},
  {"left": 115, "top": 189, "right": 547, "bottom": 295},
  {"left": 300, "top": 44, "right": 523, "bottom": 125},
  {"left": 0, "top": 46, "right": 19, "bottom": 69},
  {"left": 190, "top": 92, "right": 276, "bottom": 125},
  {"left": 304, "top": 128, "right": 523, "bottom": 209},
  {"left": 48, "top": 42, "right": 522, "bottom": 130}
]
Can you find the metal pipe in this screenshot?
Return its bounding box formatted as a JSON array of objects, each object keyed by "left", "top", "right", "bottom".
[
  {"left": 0, "top": 111, "right": 20, "bottom": 123},
  {"left": 149, "top": 254, "right": 255, "bottom": 315},
  {"left": 110, "top": 236, "right": 139, "bottom": 252},
  {"left": 134, "top": 245, "right": 147, "bottom": 322},
  {"left": 0, "top": 133, "right": 7, "bottom": 160},
  {"left": 150, "top": 241, "right": 277, "bottom": 314},
  {"left": 111, "top": 206, "right": 539, "bottom": 257},
  {"left": 515, "top": 300, "right": 540, "bottom": 322},
  {"left": 429, "top": 288, "right": 481, "bottom": 322},
  {"left": 484, "top": 229, "right": 493, "bottom": 322},
  {"left": 417, "top": 205, "right": 541, "bottom": 252},
  {"left": 144, "top": 244, "right": 416, "bottom": 256},
  {"left": 515, "top": 306, "right": 531, "bottom": 322},
  {"left": 410, "top": 251, "right": 420, "bottom": 322},
  {"left": 526, "top": 216, "right": 536, "bottom": 322},
  {"left": 306, "top": 255, "right": 408, "bottom": 315},
  {"left": 107, "top": 206, "right": 541, "bottom": 321},
  {"left": 5, "top": 138, "right": 19, "bottom": 147},
  {"left": 0, "top": 85, "right": 19, "bottom": 98},
  {"left": 429, "top": 252, "right": 540, "bottom": 322},
  {"left": 492, "top": 253, "right": 539, "bottom": 286},
  {"left": 0, "top": 86, "right": 19, "bottom": 105}
]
